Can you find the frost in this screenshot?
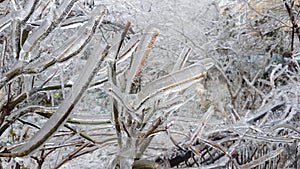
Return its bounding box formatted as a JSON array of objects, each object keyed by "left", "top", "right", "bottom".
[{"left": 22, "top": 74, "right": 32, "bottom": 103}]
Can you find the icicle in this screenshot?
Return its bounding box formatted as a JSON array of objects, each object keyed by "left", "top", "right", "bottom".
[
  {"left": 46, "top": 91, "right": 54, "bottom": 107},
  {"left": 58, "top": 64, "right": 65, "bottom": 99},
  {"left": 23, "top": 74, "right": 32, "bottom": 103}
]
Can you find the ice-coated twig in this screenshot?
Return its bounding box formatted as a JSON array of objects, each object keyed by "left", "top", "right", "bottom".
[
  {"left": 107, "top": 23, "right": 135, "bottom": 148},
  {"left": 188, "top": 106, "right": 214, "bottom": 145},
  {"left": 11, "top": 19, "right": 21, "bottom": 59},
  {"left": 55, "top": 9, "right": 105, "bottom": 62},
  {"left": 114, "top": 22, "right": 132, "bottom": 60},
  {"left": 135, "top": 61, "right": 211, "bottom": 110},
  {"left": 53, "top": 142, "right": 91, "bottom": 169},
  {"left": 129, "top": 31, "right": 159, "bottom": 94},
  {"left": 117, "top": 39, "right": 140, "bottom": 64},
  {"left": 0, "top": 9, "right": 105, "bottom": 90},
  {"left": 246, "top": 100, "right": 286, "bottom": 124},
  {"left": 277, "top": 107, "right": 298, "bottom": 125},
  {"left": 0, "top": 0, "right": 37, "bottom": 32},
  {"left": 60, "top": 16, "right": 89, "bottom": 28},
  {"left": 239, "top": 148, "right": 284, "bottom": 169},
  {"left": 108, "top": 58, "right": 213, "bottom": 117},
  {"left": 0, "top": 106, "right": 52, "bottom": 136},
  {"left": 269, "top": 64, "right": 286, "bottom": 88},
  {"left": 0, "top": 43, "right": 110, "bottom": 157},
  {"left": 235, "top": 131, "right": 294, "bottom": 143},
  {"left": 0, "top": 37, "right": 7, "bottom": 68},
  {"left": 214, "top": 64, "right": 235, "bottom": 97},
  {"left": 196, "top": 136, "right": 234, "bottom": 162},
  {"left": 242, "top": 75, "right": 265, "bottom": 98},
  {"left": 172, "top": 47, "right": 191, "bottom": 72},
  {"left": 22, "top": 0, "right": 39, "bottom": 23},
  {"left": 107, "top": 83, "right": 137, "bottom": 116},
  {"left": 20, "top": 0, "right": 77, "bottom": 61},
  {"left": 0, "top": 15, "right": 11, "bottom": 32},
  {"left": 125, "top": 24, "right": 159, "bottom": 94}
]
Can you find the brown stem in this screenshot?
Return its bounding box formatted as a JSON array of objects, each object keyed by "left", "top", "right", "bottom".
[
  {"left": 283, "top": 0, "right": 300, "bottom": 52},
  {"left": 53, "top": 143, "right": 91, "bottom": 169}
]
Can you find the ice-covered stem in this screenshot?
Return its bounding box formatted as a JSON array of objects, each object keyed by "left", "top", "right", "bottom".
[
  {"left": 115, "top": 22, "right": 131, "bottom": 60},
  {"left": 125, "top": 24, "right": 158, "bottom": 94},
  {"left": 172, "top": 47, "right": 191, "bottom": 72},
  {"left": 0, "top": 71, "right": 44, "bottom": 126},
  {"left": 112, "top": 96, "right": 122, "bottom": 147},
  {"left": 129, "top": 31, "right": 159, "bottom": 94},
  {"left": 134, "top": 60, "right": 211, "bottom": 111},
  {"left": 21, "top": 0, "right": 77, "bottom": 60},
  {"left": 53, "top": 142, "right": 91, "bottom": 169},
  {"left": 22, "top": 0, "right": 40, "bottom": 24},
  {"left": 108, "top": 22, "right": 132, "bottom": 148},
  {"left": 239, "top": 148, "right": 284, "bottom": 169},
  {"left": 12, "top": 0, "right": 39, "bottom": 60},
  {"left": 188, "top": 106, "right": 214, "bottom": 145},
  {"left": 108, "top": 58, "right": 213, "bottom": 116},
  {"left": 246, "top": 100, "right": 286, "bottom": 125},
  {"left": 134, "top": 118, "right": 161, "bottom": 160},
  {"left": 214, "top": 63, "right": 242, "bottom": 110},
  {"left": 107, "top": 60, "right": 122, "bottom": 147},
  {"left": 64, "top": 124, "right": 96, "bottom": 143},
  {"left": 0, "top": 37, "right": 6, "bottom": 68},
  {"left": 0, "top": 9, "right": 105, "bottom": 94},
  {"left": 0, "top": 106, "right": 50, "bottom": 136},
  {"left": 11, "top": 19, "right": 21, "bottom": 60},
  {"left": 132, "top": 160, "right": 161, "bottom": 169},
  {"left": 0, "top": 71, "right": 60, "bottom": 126},
  {"left": 0, "top": 43, "right": 110, "bottom": 157},
  {"left": 141, "top": 118, "right": 161, "bottom": 139}
]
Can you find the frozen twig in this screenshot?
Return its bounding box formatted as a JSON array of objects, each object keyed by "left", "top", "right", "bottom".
[
  {"left": 0, "top": 40, "right": 110, "bottom": 157},
  {"left": 172, "top": 47, "right": 191, "bottom": 72},
  {"left": 188, "top": 106, "right": 214, "bottom": 145},
  {"left": 240, "top": 148, "right": 284, "bottom": 169}
]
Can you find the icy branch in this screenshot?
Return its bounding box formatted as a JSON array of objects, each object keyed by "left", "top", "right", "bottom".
[{"left": 0, "top": 41, "right": 110, "bottom": 158}]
